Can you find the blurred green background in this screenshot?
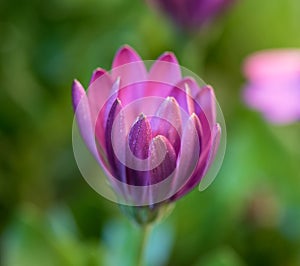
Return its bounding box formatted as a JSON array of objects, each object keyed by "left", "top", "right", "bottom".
[{"left": 1, "top": 0, "right": 300, "bottom": 265}]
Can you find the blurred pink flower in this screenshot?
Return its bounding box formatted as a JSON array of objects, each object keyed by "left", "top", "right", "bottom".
[
  {"left": 72, "top": 45, "right": 221, "bottom": 209},
  {"left": 243, "top": 49, "right": 300, "bottom": 124},
  {"left": 148, "top": 0, "right": 235, "bottom": 31}
]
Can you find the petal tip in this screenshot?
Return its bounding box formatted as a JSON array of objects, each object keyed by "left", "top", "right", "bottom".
[
  {"left": 113, "top": 45, "right": 141, "bottom": 67},
  {"left": 138, "top": 112, "right": 146, "bottom": 119},
  {"left": 199, "top": 84, "right": 216, "bottom": 99},
  {"left": 158, "top": 52, "right": 179, "bottom": 64},
  {"left": 90, "top": 68, "right": 106, "bottom": 84},
  {"left": 72, "top": 79, "right": 85, "bottom": 111},
  {"left": 166, "top": 96, "right": 177, "bottom": 103},
  {"left": 202, "top": 84, "right": 214, "bottom": 91},
  {"left": 117, "top": 45, "right": 135, "bottom": 55}
]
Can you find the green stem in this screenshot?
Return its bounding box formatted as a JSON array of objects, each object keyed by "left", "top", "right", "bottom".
[{"left": 137, "top": 225, "right": 151, "bottom": 266}]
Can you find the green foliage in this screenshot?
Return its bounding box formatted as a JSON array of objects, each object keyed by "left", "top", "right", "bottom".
[{"left": 1, "top": 205, "right": 104, "bottom": 266}]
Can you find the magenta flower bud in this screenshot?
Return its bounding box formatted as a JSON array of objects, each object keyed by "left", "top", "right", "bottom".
[
  {"left": 148, "top": 0, "right": 235, "bottom": 31},
  {"left": 243, "top": 49, "right": 300, "bottom": 124},
  {"left": 72, "top": 45, "right": 225, "bottom": 223}
]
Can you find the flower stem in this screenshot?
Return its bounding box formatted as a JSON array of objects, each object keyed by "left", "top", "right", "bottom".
[{"left": 137, "top": 224, "right": 151, "bottom": 266}]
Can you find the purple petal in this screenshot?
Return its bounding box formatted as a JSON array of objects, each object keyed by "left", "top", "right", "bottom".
[
  {"left": 89, "top": 68, "right": 107, "bottom": 85},
  {"left": 96, "top": 97, "right": 153, "bottom": 204},
  {"left": 87, "top": 69, "right": 113, "bottom": 119},
  {"left": 93, "top": 78, "right": 119, "bottom": 151},
  {"left": 170, "top": 113, "right": 202, "bottom": 199},
  {"left": 202, "top": 123, "right": 221, "bottom": 177},
  {"left": 112, "top": 45, "right": 143, "bottom": 68},
  {"left": 171, "top": 122, "right": 220, "bottom": 201},
  {"left": 73, "top": 80, "right": 132, "bottom": 203},
  {"left": 124, "top": 114, "right": 153, "bottom": 187},
  {"left": 106, "top": 99, "right": 135, "bottom": 201},
  {"left": 128, "top": 114, "right": 152, "bottom": 160},
  {"left": 149, "top": 135, "right": 177, "bottom": 185},
  {"left": 151, "top": 97, "right": 182, "bottom": 154},
  {"left": 105, "top": 98, "right": 122, "bottom": 167},
  {"left": 111, "top": 45, "right": 147, "bottom": 89},
  {"left": 194, "top": 85, "right": 216, "bottom": 149},
  {"left": 195, "top": 85, "right": 216, "bottom": 127},
  {"left": 72, "top": 79, "right": 85, "bottom": 112},
  {"left": 179, "top": 77, "right": 201, "bottom": 97},
  {"left": 170, "top": 78, "right": 196, "bottom": 115},
  {"left": 72, "top": 80, "right": 100, "bottom": 162}
]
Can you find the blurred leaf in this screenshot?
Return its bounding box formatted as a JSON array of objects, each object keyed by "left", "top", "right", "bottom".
[
  {"left": 102, "top": 217, "right": 174, "bottom": 266},
  {"left": 1, "top": 204, "right": 104, "bottom": 266},
  {"left": 194, "top": 246, "right": 245, "bottom": 266}
]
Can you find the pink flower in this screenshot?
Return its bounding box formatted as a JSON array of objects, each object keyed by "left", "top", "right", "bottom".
[
  {"left": 72, "top": 45, "right": 222, "bottom": 209},
  {"left": 243, "top": 49, "right": 300, "bottom": 124}
]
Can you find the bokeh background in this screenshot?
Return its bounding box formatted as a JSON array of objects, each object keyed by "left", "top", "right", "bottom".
[{"left": 1, "top": 0, "right": 300, "bottom": 265}]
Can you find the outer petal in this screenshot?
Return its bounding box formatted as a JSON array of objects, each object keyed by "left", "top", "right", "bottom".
[
  {"left": 201, "top": 124, "right": 221, "bottom": 178},
  {"left": 146, "top": 52, "right": 181, "bottom": 97},
  {"left": 72, "top": 79, "right": 85, "bottom": 111},
  {"left": 170, "top": 113, "right": 202, "bottom": 198},
  {"left": 176, "top": 77, "right": 202, "bottom": 97},
  {"left": 149, "top": 52, "right": 181, "bottom": 84},
  {"left": 195, "top": 85, "right": 216, "bottom": 128},
  {"left": 171, "top": 123, "right": 221, "bottom": 201},
  {"left": 169, "top": 78, "right": 196, "bottom": 115},
  {"left": 112, "top": 45, "right": 143, "bottom": 68},
  {"left": 111, "top": 45, "right": 147, "bottom": 89},
  {"left": 105, "top": 98, "right": 122, "bottom": 172},
  {"left": 93, "top": 78, "right": 120, "bottom": 151},
  {"left": 87, "top": 68, "right": 113, "bottom": 124},
  {"left": 72, "top": 80, "right": 99, "bottom": 162},
  {"left": 89, "top": 68, "right": 107, "bottom": 85}
]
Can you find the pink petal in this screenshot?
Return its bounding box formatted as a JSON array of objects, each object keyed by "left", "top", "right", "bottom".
[
  {"left": 149, "top": 52, "right": 181, "bottom": 83},
  {"left": 149, "top": 135, "right": 177, "bottom": 185},
  {"left": 87, "top": 69, "right": 113, "bottom": 125},
  {"left": 178, "top": 77, "right": 202, "bottom": 97},
  {"left": 151, "top": 97, "right": 182, "bottom": 154},
  {"left": 171, "top": 121, "right": 221, "bottom": 201},
  {"left": 125, "top": 114, "right": 152, "bottom": 187},
  {"left": 111, "top": 45, "right": 147, "bottom": 89},
  {"left": 198, "top": 124, "right": 221, "bottom": 191},
  {"left": 102, "top": 98, "right": 131, "bottom": 187},
  {"left": 170, "top": 78, "right": 196, "bottom": 115},
  {"left": 170, "top": 113, "right": 202, "bottom": 200},
  {"left": 72, "top": 80, "right": 100, "bottom": 162},
  {"left": 89, "top": 68, "right": 107, "bottom": 85},
  {"left": 202, "top": 123, "right": 221, "bottom": 176},
  {"left": 146, "top": 52, "right": 181, "bottom": 97},
  {"left": 93, "top": 78, "right": 119, "bottom": 151},
  {"left": 128, "top": 114, "right": 152, "bottom": 160},
  {"left": 195, "top": 85, "right": 216, "bottom": 127}
]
